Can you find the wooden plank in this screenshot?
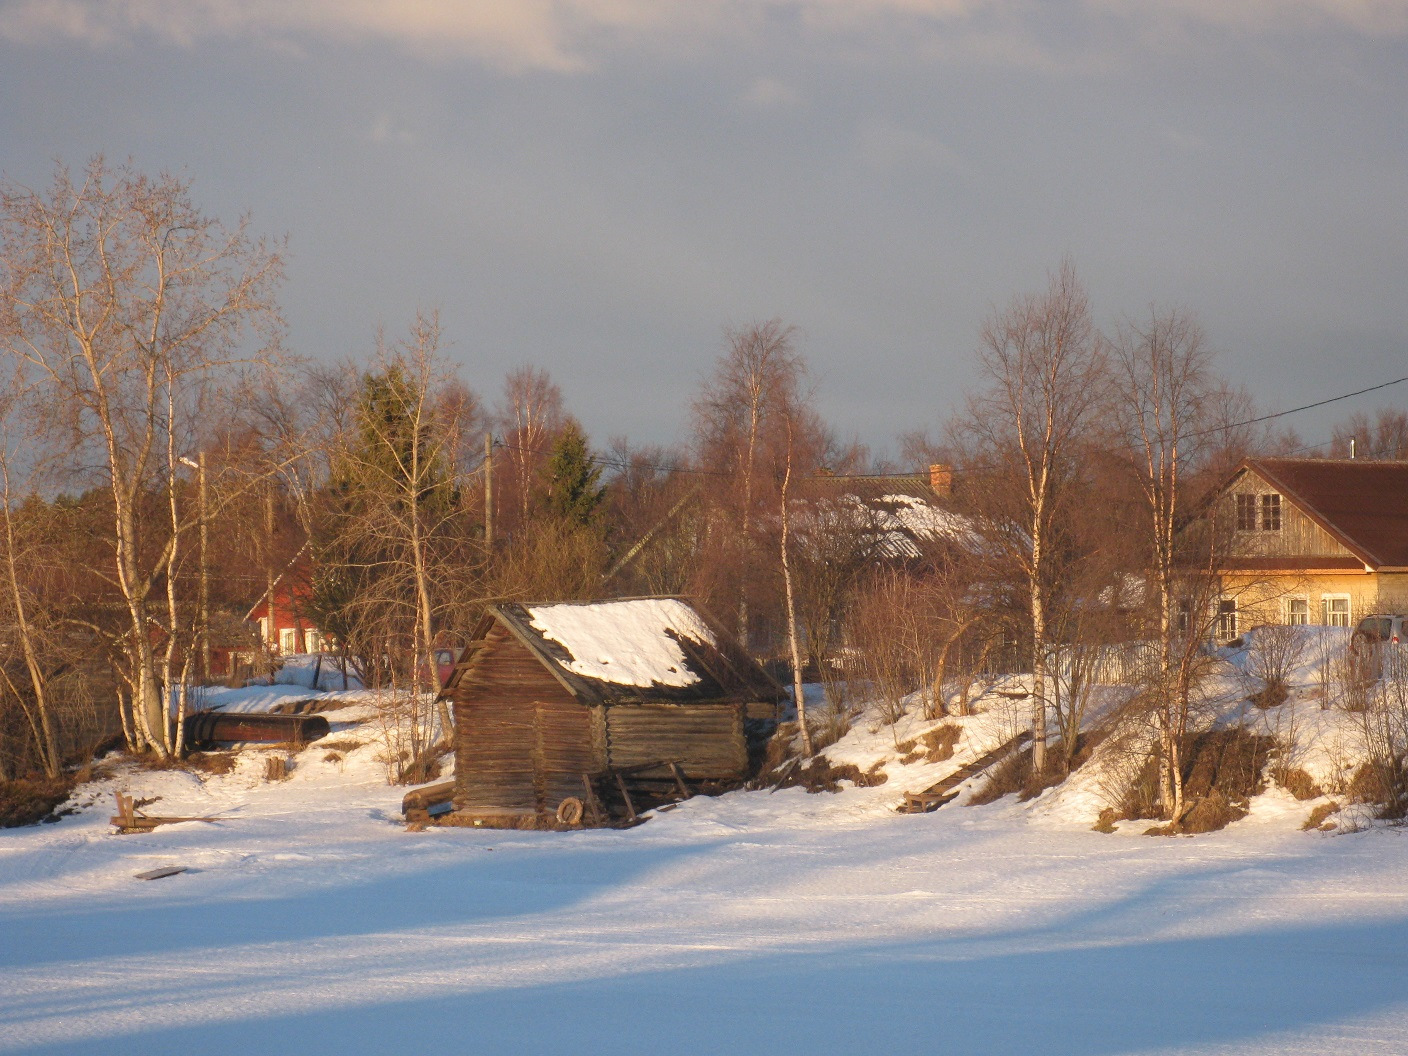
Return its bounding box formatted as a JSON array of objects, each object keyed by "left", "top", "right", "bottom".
[
  {"left": 614, "top": 770, "right": 638, "bottom": 823},
  {"left": 134, "top": 866, "right": 187, "bottom": 881}
]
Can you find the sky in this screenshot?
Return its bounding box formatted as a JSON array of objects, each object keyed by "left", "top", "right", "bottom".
[{"left": 2, "top": 1, "right": 1406, "bottom": 460}]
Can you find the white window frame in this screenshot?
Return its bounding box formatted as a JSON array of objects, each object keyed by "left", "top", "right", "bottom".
[
  {"left": 1285, "top": 596, "right": 1309, "bottom": 626},
  {"left": 279, "top": 627, "right": 298, "bottom": 655},
  {"left": 1216, "top": 597, "right": 1238, "bottom": 640},
  {"left": 1261, "top": 493, "right": 1282, "bottom": 531},
  {"left": 1235, "top": 494, "right": 1257, "bottom": 532},
  {"left": 1322, "top": 595, "right": 1351, "bottom": 628}
]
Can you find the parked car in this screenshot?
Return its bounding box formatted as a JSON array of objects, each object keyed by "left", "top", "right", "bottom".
[
  {"left": 416, "top": 646, "right": 462, "bottom": 689},
  {"left": 1351, "top": 614, "right": 1407, "bottom": 651}
]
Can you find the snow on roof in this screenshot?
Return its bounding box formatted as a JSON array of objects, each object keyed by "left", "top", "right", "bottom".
[
  {"left": 524, "top": 598, "right": 718, "bottom": 689},
  {"left": 865, "top": 494, "right": 982, "bottom": 558}
]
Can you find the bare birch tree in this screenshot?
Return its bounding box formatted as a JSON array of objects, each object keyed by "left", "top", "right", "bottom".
[
  {"left": 0, "top": 157, "right": 284, "bottom": 755},
  {"left": 692, "top": 320, "right": 814, "bottom": 649},
  {"left": 1110, "top": 307, "right": 1221, "bottom": 819},
  {"left": 494, "top": 366, "right": 564, "bottom": 533},
  {"left": 949, "top": 261, "right": 1106, "bottom": 773},
  {"left": 778, "top": 418, "right": 813, "bottom": 756}
]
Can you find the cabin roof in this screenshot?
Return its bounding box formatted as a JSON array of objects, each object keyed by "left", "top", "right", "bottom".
[
  {"left": 456, "top": 597, "right": 784, "bottom": 706},
  {"left": 1234, "top": 458, "right": 1408, "bottom": 569}
]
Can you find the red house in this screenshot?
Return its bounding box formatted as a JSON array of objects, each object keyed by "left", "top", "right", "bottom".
[{"left": 244, "top": 564, "right": 330, "bottom": 657}]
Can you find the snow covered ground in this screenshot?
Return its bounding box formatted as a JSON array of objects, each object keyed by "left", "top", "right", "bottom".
[{"left": 5, "top": 660, "right": 1408, "bottom": 1055}]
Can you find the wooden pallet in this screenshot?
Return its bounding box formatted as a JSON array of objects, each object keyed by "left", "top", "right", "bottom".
[{"left": 899, "top": 731, "right": 1032, "bottom": 814}]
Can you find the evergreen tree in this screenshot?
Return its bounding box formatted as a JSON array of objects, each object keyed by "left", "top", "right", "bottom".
[{"left": 538, "top": 421, "right": 606, "bottom": 527}]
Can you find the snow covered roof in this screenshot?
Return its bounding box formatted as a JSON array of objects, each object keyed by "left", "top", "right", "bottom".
[
  {"left": 795, "top": 473, "right": 984, "bottom": 561},
  {"left": 472, "top": 598, "right": 782, "bottom": 706},
  {"left": 866, "top": 493, "right": 983, "bottom": 559}
]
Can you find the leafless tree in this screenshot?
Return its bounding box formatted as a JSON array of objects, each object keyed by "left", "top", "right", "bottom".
[
  {"left": 948, "top": 260, "right": 1107, "bottom": 773},
  {"left": 494, "top": 366, "right": 565, "bottom": 534},
  {"left": 312, "top": 315, "right": 485, "bottom": 755},
  {"left": 692, "top": 320, "right": 821, "bottom": 649},
  {"left": 0, "top": 157, "right": 284, "bottom": 756},
  {"left": 1330, "top": 407, "right": 1408, "bottom": 461},
  {"left": 777, "top": 419, "right": 813, "bottom": 756}
]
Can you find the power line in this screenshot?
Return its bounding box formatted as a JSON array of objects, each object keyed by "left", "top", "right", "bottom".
[
  {"left": 491, "top": 371, "right": 1408, "bottom": 483},
  {"left": 1180, "top": 374, "right": 1408, "bottom": 442}
]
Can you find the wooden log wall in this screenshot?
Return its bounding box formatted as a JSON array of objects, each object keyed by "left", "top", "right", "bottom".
[
  {"left": 606, "top": 703, "right": 747, "bottom": 780},
  {"left": 453, "top": 624, "right": 602, "bottom": 814}
]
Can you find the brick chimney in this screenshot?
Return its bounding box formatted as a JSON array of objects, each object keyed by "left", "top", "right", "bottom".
[{"left": 929, "top": 463, "right": 953, "bottom": 498}]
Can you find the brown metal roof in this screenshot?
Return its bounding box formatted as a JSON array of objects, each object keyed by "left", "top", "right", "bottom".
[{"left": 1240, "top": 458, "right": 1408, "bottom": 569}]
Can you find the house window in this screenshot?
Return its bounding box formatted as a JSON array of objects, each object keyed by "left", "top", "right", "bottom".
[
  {"left": 1235, "top": 492, "right": 1281, "bottom": 531},
  {"left": 1322, "top": 595, "right": 1351, "bottom": 628},
  {"left": 1261, "top": 493, "right": 1281, "bottom": 531},
  {"left": 1175, "top": 599, "right": 1192, "bottom": 634},
  {"left": 1216, "top": 598, "right": 1238, "bottom": 640},
  {"left": 1285, "top": 597, "right": 1309, "bottom": 625},
  {"left": 304, "top": 629, "right": 322, "bottom": 653},
  {"left": 1236, "top": 494, "right": 1258, "bottom": 531},
  {"left": 279, "top": 628, "right": 298, "bottom": 655}
]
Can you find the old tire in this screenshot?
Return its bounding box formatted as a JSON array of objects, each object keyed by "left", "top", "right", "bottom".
[{"left": 556, "top": 797, "right": 585, "bottom": 826}]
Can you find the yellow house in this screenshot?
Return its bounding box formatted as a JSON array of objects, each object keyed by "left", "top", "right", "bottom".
[{"left": 1210, "top": 458, "right": 1408, "bottom": 638}]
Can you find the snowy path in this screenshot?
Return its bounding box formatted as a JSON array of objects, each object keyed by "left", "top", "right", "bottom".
[{"left": 4, "top": 765, "right": 1408, "bottom": 1056}]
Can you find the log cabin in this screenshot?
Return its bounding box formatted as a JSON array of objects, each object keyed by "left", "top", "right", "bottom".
[{"left": 445, "top": 597, "right": 783, "bottom": 825}]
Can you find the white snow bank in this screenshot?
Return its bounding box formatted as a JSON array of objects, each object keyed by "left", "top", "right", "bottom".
[
  {"left": 273, "top": 653, "right": 364, "bottom": 691},
  {"left": 526, "top": 598, "right": 716, "bottom": 688}
]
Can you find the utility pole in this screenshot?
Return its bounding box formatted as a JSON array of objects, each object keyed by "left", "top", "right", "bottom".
[
  {"left": 484, "top": 431, "right": 494, "bottom": 549},
  {"left": 198, "top": 451, "right": 209, "bottom": 683},
  {"left": 179, "top": 452, "right": 211, "bottom": 684},
  {"left": 265, "top": 481, "right": 277, "bottom": 667}
]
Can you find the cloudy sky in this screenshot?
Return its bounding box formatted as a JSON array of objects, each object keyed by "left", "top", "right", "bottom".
[{"left": 2, "top": 1, "right": 1405, "bottom": 458}]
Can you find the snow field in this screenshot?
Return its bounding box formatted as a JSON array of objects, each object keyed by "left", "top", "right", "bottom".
[{"left": 4, "top": 633, "right": 1408, "bottom": 1054}]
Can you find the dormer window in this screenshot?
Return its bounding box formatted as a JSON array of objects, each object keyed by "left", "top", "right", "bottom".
[{"left": 1236, "top": 492, "right": 1281, "bottom": 531}]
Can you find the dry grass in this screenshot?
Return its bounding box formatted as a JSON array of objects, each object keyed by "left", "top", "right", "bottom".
[
  {"left": 971, "top": 732, "right": 1104, "bottom": 807},
  {"left": 0, "top": 776, "right": 79, "bottom": 828},
  {"left": 1302, "top": 801, "right": 1341, "bottom": 831},
  {"left": 1116, "top": 728, "right": 1275, "bottom": 836},
  {"left": 182, "top": 751, "right": 238, "bottom": 776},
  {"left": 1091, "top": 807, "right": 1120, "bottom": 833},
  {"left": 1276, "top": 767, "right": 1322, "bottom": 801},
  {"left": 771, "top": 756, "right": 888, "bottom": 794},
  {"left": 920, "top": 724, "right": 963, "bottom": 763},
  {"left": 317, "top": 739, "right": 364, "bottom": 753}
]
